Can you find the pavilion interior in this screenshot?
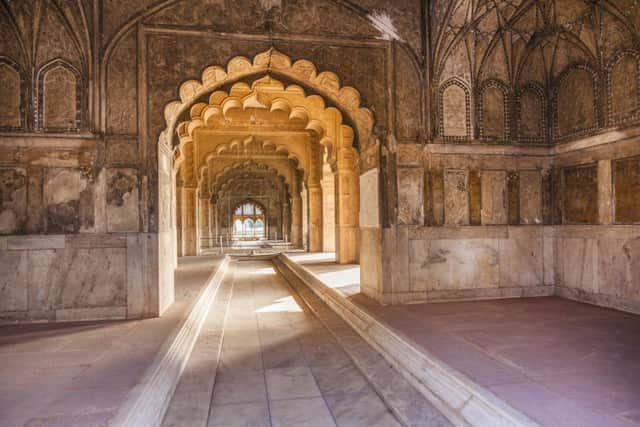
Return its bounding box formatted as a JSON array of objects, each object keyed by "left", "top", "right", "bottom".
[{"left": 1, "top": 1, "right": 640, "bottom": 426}]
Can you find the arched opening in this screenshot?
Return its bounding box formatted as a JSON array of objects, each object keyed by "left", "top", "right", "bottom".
[
  {"left": 155, "top": 49, "right": 382, "bottom": 313},
  {"left": 232, "top": 200, "right": 267, "bottom": 241},
  {"left": 172, "top": 73, "right": 362, "bottom": 263}
]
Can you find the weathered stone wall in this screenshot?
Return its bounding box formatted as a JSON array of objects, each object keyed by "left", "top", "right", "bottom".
[
  {"left": 1, "top": 0, "right": 640, "bottom": 321},
  {"left": 371, "top": 0, "right": 640, "bottom": 310},
  {"left": 0, "top": 0, "right": 416, "bottom": 321}
]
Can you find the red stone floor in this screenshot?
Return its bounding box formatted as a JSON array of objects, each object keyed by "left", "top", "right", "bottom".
[
  {"left": 352, "top": 295, "right": 640, "bottom": 427},
  {"left": 0, "top": 256, "right": 221, "bottom": 427},
  {"left": 286, "top": 253, "right": 640, "bottom": 427}
]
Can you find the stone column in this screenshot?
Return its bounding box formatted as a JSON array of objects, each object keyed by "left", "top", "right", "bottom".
[
  {"left": 335, "top": 138, "right": 360, "bottom": 264},
  {"left": 176, "top": 185, "right": 183, "bottom": 258},
  {"left": 210, "top": 202, "right": 217, "bottom": 241},
  {"left": 182, "top": 187, "right": 197, "bottom": 256},
  {"left": 308, "top": 183, "right": 323, "bottom": 252},
  {"left": 282, "top": 201, "right": 290, "bottom": 243},
  {"left": 321, "top": 163, "right": 336, "bottom": 252},
  {"left": 198, "top": 197, "right": 210, "bottom": 252},
  {"left": 301, "top": 186, "right": 309, "bottom": 249},
  {"left": 291, "top": 173, "right": 303, "bottom": 247},
  {"left": 291, "top": 195, "right": 302, "bottom": 247}
]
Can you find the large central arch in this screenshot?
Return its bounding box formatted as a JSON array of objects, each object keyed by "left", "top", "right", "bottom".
[{"left": 155, "top": 49, "right": 383, "bottom": 312}]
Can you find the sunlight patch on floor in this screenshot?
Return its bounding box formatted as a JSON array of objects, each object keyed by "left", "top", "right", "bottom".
[
  {"left": 286, "top": 252, "right": 336, "bottom": 263},
  {"left": 254, "top": 296, "right": 303, "bottom": 313},
  {"left": 316, "top": 267, "right": 360, "bottom": 290},
  {"left": 248, "top": 267, "right": 276, "bottom": 275}
]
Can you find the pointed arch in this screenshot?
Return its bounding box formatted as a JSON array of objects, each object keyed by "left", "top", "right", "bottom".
[
  {"left": 552, "top": 63, "right": 600, "bottom": 140},
  {"left": 516, "top": 82, "right": 547, "bottom": 143},
  {"left": 438, "top": 77, "right": 472, "bottom": 140},
  {"left": 606, "top": 49, "right": 640, "bottom": 125},
  {"left": 477, "top": 79, "right": 511, "bottom": 141},
  {"left": 0, "top": 56, "right": 25, "bottom": 130},
  {"left": 36, "top": 58, "right": 84, "bottom": 131}
]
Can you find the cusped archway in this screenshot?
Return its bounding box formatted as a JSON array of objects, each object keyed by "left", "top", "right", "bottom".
[{"left": 157, "top": 49, "right": 384, "bottom": 308}]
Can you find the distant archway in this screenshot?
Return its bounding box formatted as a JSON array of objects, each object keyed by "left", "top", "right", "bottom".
[
  {"left": 156, "top": 49, "right": 384, "bottom": 311},
  {"left": 232, "top": 200, "right": 267, "bottom": 240}
]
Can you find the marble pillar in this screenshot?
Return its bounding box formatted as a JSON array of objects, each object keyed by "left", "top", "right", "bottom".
[
  {"left": 176, "top": 185, "right": 184, "bottom": 258},
  {"left": 336, "top": 145, "right": 360, "bottom": 264},
  {"left": 308, "top": 184, "right": 323, "bottom": 252},
  {"left": 209, "top": 203, "right": 219, "bottom": 242},
  {"left": 321, "top": 163, "right": 336, "bottom": 252},
  {"left": 336, "top": 169, "right": 359, "bottom": 263},
  {"left": 198, "top": 197, "right": 209, "bottom": 252},
  {"left": 282, "top": 201, "right": 291, "bottom": 243},
  {"left": 291, "top": 196, "right": 303, "bottom": 247},
  {"left": 181, "top": 187, "right": 197, "bottom": 256}
]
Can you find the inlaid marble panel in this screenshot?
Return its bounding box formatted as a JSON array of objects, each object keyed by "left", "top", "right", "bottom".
[
  {"left": 0, "top": 250, "right": 28, "bottom": 312},
  {"left": 481, "top": 171, "right": 507, "bottom": 225},
  {"left": 28, "top": 247, "right": 127, "bottom": 310},
  {"left": 444, "top": 169, "right": 469, "bottom": 226},
  {"left": 397, "top": 168, "right": 423, "bottom": 225},
  {"left": 519, "top": 170, "right": 542, "bottom": 225},
  {"left": 409, "top": 239, "right": 499, "bottom": 291},
  {"left": 106, "top": 168, "right": 139, "bottom": 232}
]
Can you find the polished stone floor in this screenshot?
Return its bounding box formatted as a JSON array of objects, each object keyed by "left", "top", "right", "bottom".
[
  {"left": 0, "top": 256, "right": 221, "bottom": 427},
  {"left": 289, "top": 253, "right": 640, "bottom": 427},
  {"left": 164, "top": 259, "right": 400, "bottom": 427}
]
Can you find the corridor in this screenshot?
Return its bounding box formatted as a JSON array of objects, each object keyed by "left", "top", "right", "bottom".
[{"left": 162, "top": 260, "right": 402, "bottom": 427}]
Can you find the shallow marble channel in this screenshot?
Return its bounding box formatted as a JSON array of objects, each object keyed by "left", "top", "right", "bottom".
[{"left": 163, "top": 259, "right": 402, "bottom": 427}]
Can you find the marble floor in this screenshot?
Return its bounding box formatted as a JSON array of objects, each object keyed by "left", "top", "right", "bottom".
[
  {"left": 0, "top": 255, "right": 222, "bottom": 427},
  {"left": 291, "top": 253, "right": 640, "bottom": 427},
  {"left": 163, "top": 259, "right": 401, "bottom": 427}
]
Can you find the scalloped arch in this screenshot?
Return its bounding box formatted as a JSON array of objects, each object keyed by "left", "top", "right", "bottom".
[
  {"left": 160, "top": 49, "right": 374, "bottom": 152},
  {"left": 176, "top": 76, "right": 359, "bottom": 175}
]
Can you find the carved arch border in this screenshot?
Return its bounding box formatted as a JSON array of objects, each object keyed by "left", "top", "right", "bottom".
[
  {"left": 477, "top": 79, "right": 511, "bottom": 142},
  {"left": 176, "top": 79, "right": 342, "bottom": 176},
  {"left": 437, "top": 77, "right": 472, "bottom": 142},
  {"left": 515, "top": 82, "right": 547, "bottom": 144},
  {"left": 605, "top": 49, "right": 640, "bottom": 126},
  {"left": 35, "top": 58, "right": 85, "bottom": 132},
  {"left": 160, "top": 49, "right": 374, "bottom": 164},
  {"left": 0, "top": 56, "right": 26, "bottom": 131},
  {"left": 551, "top": 63, "right": 601, "bottom": 142}
]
